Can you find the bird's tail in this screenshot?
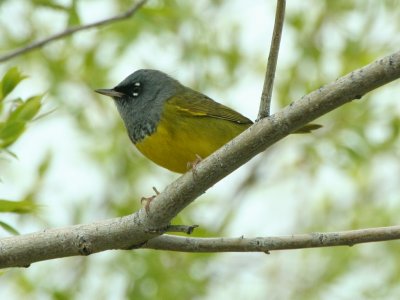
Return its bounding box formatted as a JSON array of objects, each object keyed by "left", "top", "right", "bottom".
[{"left": 294, "top": 123, "right": 322, "bottom": 133}]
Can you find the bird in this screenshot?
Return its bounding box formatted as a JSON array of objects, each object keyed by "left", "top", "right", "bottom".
[{"left": 95, "top": 69, "right": 319, "bottom": 173}]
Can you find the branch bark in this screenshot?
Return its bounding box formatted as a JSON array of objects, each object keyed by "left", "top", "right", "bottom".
[
  {"left": 0, "top": 0, "right": 148, "bottom": 63},
  {"left": 1, "top": 50, "right": 400, "bottom": 268},
  {"left": 145, "top": 225, "right": 400, "bottom": 252},
  {"left": 257, "top": 0, "right": 286, "bottom": 119}
]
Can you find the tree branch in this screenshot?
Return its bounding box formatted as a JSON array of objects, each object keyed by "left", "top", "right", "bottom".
[
  {"left": 1, "top": 50, "right": 399, "bottom": 268},
  {"left": 144, "top": 225, "right": 400, "bottom": 252},
  {"left": 257, "top": 0, "right": 286, "bottom": 120},
  {"left": 0, "top": 0, "right": 148, "bottom": 63}
]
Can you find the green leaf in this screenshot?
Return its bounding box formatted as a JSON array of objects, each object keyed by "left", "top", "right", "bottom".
[
  {"left": 8, "top": 95, "right": 43, "bottom": 122},
  {"left": 0, "top": 199, "right": 39, "bottom": 214},
  {"left": 0, "top": 121, "right": 26, "bottom": 148},
  {"left": 0, "top": 95, "right": 43, "bottom": 149},
  {"left": 38, "top": 152, "right": 52, "bottom": 177},
  {"left": 1, "top": 67, "right": 27, "bottom": 101},
  {"left": 0, "top": 220, "right": 20, "bottom": 235}
]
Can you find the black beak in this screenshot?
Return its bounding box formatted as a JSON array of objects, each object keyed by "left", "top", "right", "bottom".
[{"left": 95, "top": 88, "right": 125, "bottom": 98}]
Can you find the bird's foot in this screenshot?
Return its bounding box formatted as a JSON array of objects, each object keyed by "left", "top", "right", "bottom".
[
  {"left": 140, "top": 186, "right": 160, "bottom": 213},
  {"left": 187, "top": 154, "right": 203, "bottom": 177}
]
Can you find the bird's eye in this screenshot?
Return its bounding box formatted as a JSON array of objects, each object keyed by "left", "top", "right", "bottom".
[{"left": 132, "top": 82, "right": 141, "bottom": 97}]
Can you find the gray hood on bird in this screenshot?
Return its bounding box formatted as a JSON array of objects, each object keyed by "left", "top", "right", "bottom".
[{"left": 110, "top": 69, "right": 184, "bottom": 143}]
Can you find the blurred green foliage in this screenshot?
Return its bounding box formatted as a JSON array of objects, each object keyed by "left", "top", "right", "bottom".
[
  {"left": 0, "top": 67, "right": 44, "bottom": 235},
  {"left": 0, "top": 0, "right": 399, "bottom": 299}
]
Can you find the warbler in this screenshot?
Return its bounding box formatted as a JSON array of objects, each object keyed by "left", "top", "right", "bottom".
[{"left": 96, "top": 69, "right": 319, "bottom": 173}]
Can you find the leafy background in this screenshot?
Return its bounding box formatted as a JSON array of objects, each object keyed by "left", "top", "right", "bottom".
[{"left": 1, "top": 1, "right": 400, "bottom": 299}]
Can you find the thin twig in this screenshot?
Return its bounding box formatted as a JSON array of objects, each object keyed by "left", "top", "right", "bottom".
[
  {"left": 145, "top": 225, "right": 400, "bottom": 252},
  {"left": 146, "top": 224, "right": 199, "bottom": 235},
  {"left": 0, "top": 0, "right": 148, "bottom": 63},
  {"left": 257, "top": 0, "right": 286, "bottom": 120}
]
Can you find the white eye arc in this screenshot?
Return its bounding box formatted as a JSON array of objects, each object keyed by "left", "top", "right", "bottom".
[{"left": 132, "top": 82, "right": 141, "bottom": 97}]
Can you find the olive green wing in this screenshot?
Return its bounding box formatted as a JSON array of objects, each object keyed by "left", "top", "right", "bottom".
[{"left": 166, "top": 89, "right": 253, "bottom": 125}]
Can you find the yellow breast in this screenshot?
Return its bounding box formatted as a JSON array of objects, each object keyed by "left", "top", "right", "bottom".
[{"left": 135, "top": 102, "right": 250, "bottom": 173}]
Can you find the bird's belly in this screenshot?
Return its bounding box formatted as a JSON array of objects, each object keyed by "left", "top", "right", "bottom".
[
  {"left": 135, "top": 125, "right": 214, "bottom": 173},
  {"left": 134, "top": 116, "right": 248, "bottom": 173}
]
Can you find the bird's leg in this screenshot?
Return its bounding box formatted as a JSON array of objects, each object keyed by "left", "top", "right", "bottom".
[
  {"left": 140, "top": 186, "right": 160, "bottom": 213},
  {"left": 187, "top": 154, "right": 203, "bottom": 177}
]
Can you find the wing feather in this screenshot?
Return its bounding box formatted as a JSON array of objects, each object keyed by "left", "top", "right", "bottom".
[{"left": 166, "top": 90, "right": 253, "bottom": 125}]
